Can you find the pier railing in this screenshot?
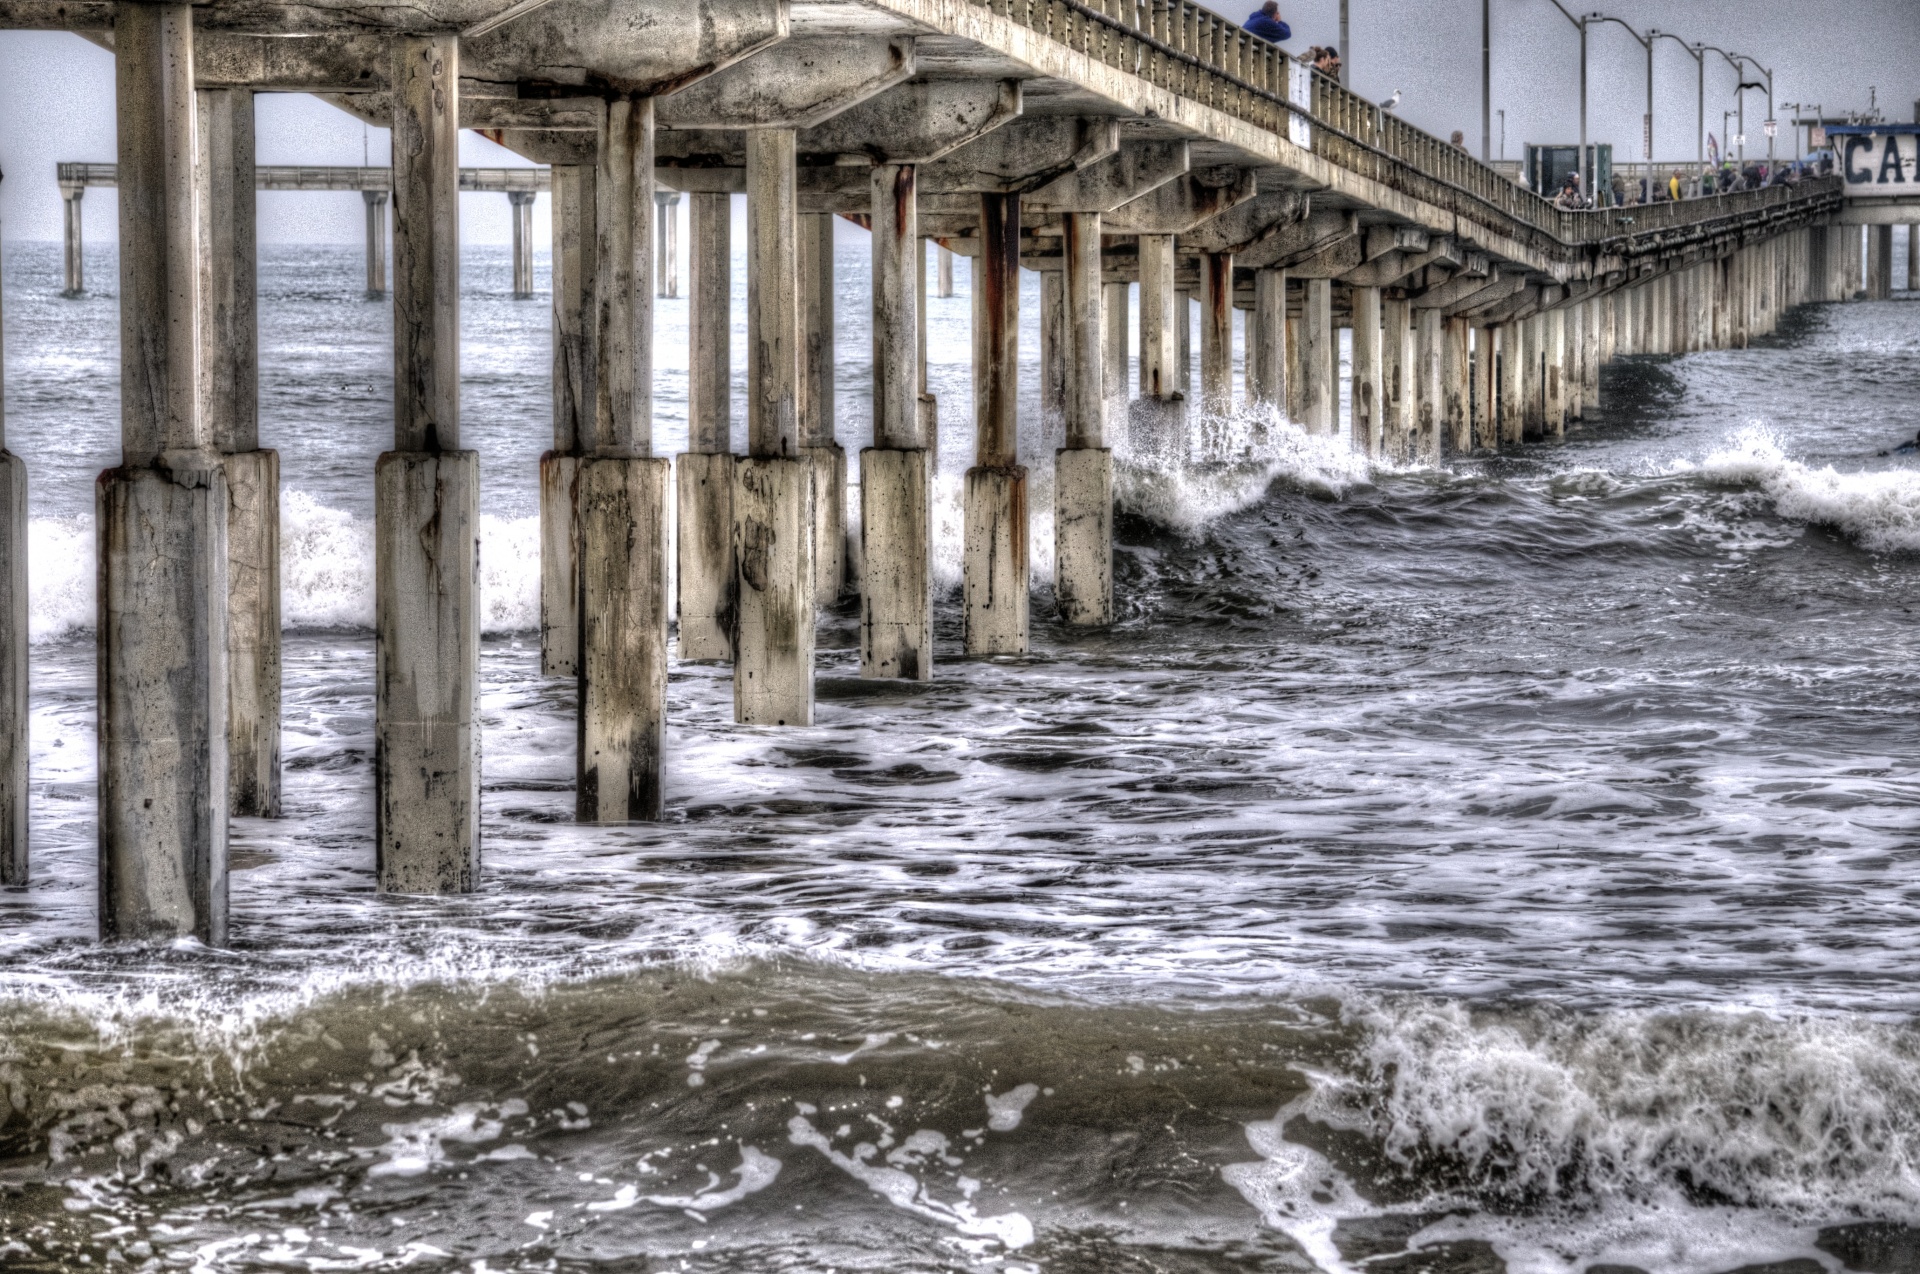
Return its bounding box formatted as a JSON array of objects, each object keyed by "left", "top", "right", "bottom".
[
  {"left": 991, "top": 0, "right": 1833, "bottom": 246},
  {"left": 55, "top": 162, "right": 550, "bottom": 194}
]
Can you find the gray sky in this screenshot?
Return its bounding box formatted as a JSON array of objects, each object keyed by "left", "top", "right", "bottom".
[{"left": 2, "top": 0, "right": 1915, "bottom": 245}]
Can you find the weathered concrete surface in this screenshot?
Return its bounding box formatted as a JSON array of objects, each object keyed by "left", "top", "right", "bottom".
[
  {"left": 577, "top": 456, "right": 669, "bottom": 823},
  {"left": 196, "top": 86, "right": 257, "bottom": 455},
  {"left": 1129, "top": 230, "right": 1187, "bottom": 460},
  {"left": 1472, "top": 325, "right": 1496, "bottom": 452},
  {"left": 1198, "top": 250, "right": 1233, "bottom": 419},
  {"left": 1024, "top": 139, "right": 1187, "bottom": 214},
  {"left": 1101, "top": 280, "right": 1130, "bottom": 406},
  {"left": 860, "top": 447, "right": 932, "bottom": 679},
  {"left": 1350, "top": 285, "right": 1381, "bottom": 456},
  {"left": 798, "top": 78, "right": 1020, "bottom": 165},
  {"left": 1250, "top": 268, "right": 1285, "bottom": 412},
  {"left": 747, "top": 129, "right": 799, "bottom": 459},
  {"left": 689, "top": 189, "right": 731, "bottom": 452},
  {"left": 734, "top": 456, "right": 815, "bottom": 725},
  {"left": 1498, "top": 321, "right": 1523, "bottom": 446},
  {"left": 0, "top": 452, "right": 25, "bottom": 886},
  {"left": 99, "top": 465, "right": 229, "bottom": 941},
  {"left": 923, "top": 117, "right": 1117, "bottom": 195},
  {"left": 391, "top": 34, "right": 460, "bottom": 454},
  {"left": 871, "top": 165, "right": 920, "bottom": 450},
  {"left": 803, "top": 443, "right": 847, "bottom": 604},
  {"left": 1545, "top": 307, "right": 1566, "bottom": 440},
  {"left": 375, "top": 451, "right": 479, "bottom": 894},
  {"left": 658, "top": 37, "right": 912, "bottom": 129},
  {"left": 224, "top": 448, "right": 280, "bottom": 819},
  {"left": 539, "top": 452, "right": 579, "bottom": 676},
  {"left": 1054, "top": 447, "right": 1111, "bottom": 627},
  {"left": 1415, "top": 306, "right": 1442, "bottom": 462},
  {"left": 963, "top": 465, "right": 1029, "bottom": 655},
  {"left": 1443, "top": 318, "right": 1470, "bottom": 454},
  {"left": 676, "top": 451, "right": 735, "bottom": 662},
  {"left": 1061, "top": 212, "right": 1104, "bottom": 450},
  {"left": 593, "top": 96, "right": 655, "bottom": 454},
  {"left": 1299, "top": 277, "right": 1333, "bottom": 434}
]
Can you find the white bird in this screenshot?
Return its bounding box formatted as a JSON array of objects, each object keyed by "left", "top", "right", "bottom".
[{"left": 1381, "top": 89, "right": 1402, "bottom": 112}]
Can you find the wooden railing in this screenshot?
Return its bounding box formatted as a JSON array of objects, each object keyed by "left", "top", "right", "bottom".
[{"left": 985, "top": 0, "right": 1833, "bottom": 247}]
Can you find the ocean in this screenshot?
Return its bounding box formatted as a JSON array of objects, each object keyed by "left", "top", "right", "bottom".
[{"left": 1, "top": 230, "right": 1917, "bottom": 1273}]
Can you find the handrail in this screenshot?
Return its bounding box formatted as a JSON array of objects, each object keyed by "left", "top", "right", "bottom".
[{"left": 984, "top": 0, "right": 1830, "bottom": 249}]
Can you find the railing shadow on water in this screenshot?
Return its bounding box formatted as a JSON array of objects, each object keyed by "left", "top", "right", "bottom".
[{"left": 962, "top": 0, "right": 1838, "bottom": 245}]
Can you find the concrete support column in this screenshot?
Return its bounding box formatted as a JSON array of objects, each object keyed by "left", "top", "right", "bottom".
[
  {"left": 1102, "top": 280, "right": 1130, "bottom": 408},
  {"left": 1349, "top": 285, "right": 1381, "bottom": 456},
  {"left": 1909, "top": 226, "right": 1920, "bottom": 293},
  {"left": 863, "top": 162, "right": 932, "bottom": 678},
  {"left": 799, "top": 212, "right": 844, "bottom": 606},
  {"left": 100, "top": 0, "right": 229, "bottom": 939},
  {"left": 655, "top": 189, "right": 680, "bottom": 298},
  {"left": 0, "top": 204, "right": 24, "bottom": 884},
  {"left": 1413, "top": 305, "right": 1442, "bottom": 462},
  {"left": 1382, "top": 295, "right": 1411, "bottom": 460},
  {"left": 965, "top": 191, "right": 1027, "bottom": 655},
  {"left": 1442, "top": 317, "right": 1470, "bottom": 454},
  {"left": 1284, "top": 311, "right": 1304, "bottom": 423},
  {"left": 1470, "top": 324, "right": 1495, "bottom": 452},
  {"left": 937, "top": 244, "right": 955, "bottom": 297},
  {"left": 1250, "top": 267, "right": 1285, "bottom": 416},
  {"left": 197, "top": 85, "right": 278, "bottom": 821},
  {"left": 1039, "top": 267, "right": 1066, "bottom": 434},
  {"left": 1055, "top": 211, "right": 1110, "bottom": 627},
  {"left": 1525, "top": 312, "right": 1549, "bottom": 437},
  {"left": 1131, "top": 233, "right": 1186, "bottom": 459},
  {"left": 509, "top": 190, "right": 536, "bottom": 299},
  {"left": 1867, "top": 224, "right": 1893, "bottom": 301},
  {"left": 1299, "top": 277, "right": 1334, "bottom": 434},
  {"left": 1498, "top": 322, "right": 1523, "bottom": 446},
  {"left": 677, "top": 190, "right": 733, "bottom": 663},
  {"left": 1173, "top": 289, "right": 1191, "bottom": 397},
  {"left": 1581, "top": 299, "right": 1601, "bottom": 410},
  {"left": 1566, "top": 301, "right": 1585, "bottom": 415},
  {"left": 737, "top": 129, "right": 815, "bottom": 721},
  {"left": 362, "top": 191, "right": 388, "bottom": 298},
  {"left": 61, "top": 183, "right": 86, "bottom": 296},
  {"left": 378, "top": 34, "right": 478, "bottom": 880},
  {"left": 543, "top": 162, "right": 595, "bottom": 676},
  {"left": 577, "top": 95, "right": 669, "bottom": 819},
  {"left": 1544, "top": 307, "right": 1566, "bottom": 440},
  {"left": 1198, "top": 250, "right": 1233, "bottom": 425}
]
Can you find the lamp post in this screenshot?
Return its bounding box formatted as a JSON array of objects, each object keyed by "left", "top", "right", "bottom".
[
  {"left": 1482, "top": 0, "right": 1491, "bottom": 163},
  {"left": 1546, "top": 0, "right": 1590, "bottom": 198},
  {"left": 1698, "top": 44, "right": 1748, "bottom": 161},
  {"left": 1588, "top": 12, "right": 1653, "bottom": 180},
  {"left": 1653, "top": 32, "right": 1705, "bottom": 169},
  {"left": 1744, "top": 60, "right": 1776, "bottom": 160}
]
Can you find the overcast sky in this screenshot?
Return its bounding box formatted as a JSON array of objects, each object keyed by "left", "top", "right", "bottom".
[{"left": 2, "top": 0, "right": 1916, "bottom": 246}]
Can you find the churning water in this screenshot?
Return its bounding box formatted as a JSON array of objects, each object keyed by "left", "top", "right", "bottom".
[{"left": 2, "top": 233, "right": 1919, "bottom": 1274}]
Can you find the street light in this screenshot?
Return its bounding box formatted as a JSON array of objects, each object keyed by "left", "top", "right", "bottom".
[
  {"left": 1652, "top": 31, "right": 1705, "bottom": 168},
  {"left": 1544, "top": 0, "right": 1590, "bottom": 198},
  {"left": 1588, "top": 12, "right": 1654, "bottom": 182},
  {"left": 1481, "top": 0, "right": 1491, "bottom": 163},
  {"left": 1742, "top": 59, "right": 1776, "bottom": 159},
  {"left": 1697, "top": 44, "right": 1749, "bottom": 161}
]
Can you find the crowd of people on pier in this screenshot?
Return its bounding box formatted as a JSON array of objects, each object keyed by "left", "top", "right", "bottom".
[{"left": 1548, "top": 154, "right": 1834, "bottom": 209}]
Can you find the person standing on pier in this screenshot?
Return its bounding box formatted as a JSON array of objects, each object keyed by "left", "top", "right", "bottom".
[{"left": 1243, "top": 1, "right": 1291, "bottom": 44}]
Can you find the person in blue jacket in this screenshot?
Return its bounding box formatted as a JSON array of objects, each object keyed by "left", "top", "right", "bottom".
[{"left": 1244, "top": 1, "right": 1290, "bottom": 43}]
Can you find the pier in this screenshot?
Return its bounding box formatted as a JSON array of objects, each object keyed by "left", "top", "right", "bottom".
[{"left": 0, "top": 0, "right": 1898, "bottom": 944}]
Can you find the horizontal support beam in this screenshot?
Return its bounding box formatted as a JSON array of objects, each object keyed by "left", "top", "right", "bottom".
[{"left": 56, "top": 162, "right": 550, "bottom": 194}]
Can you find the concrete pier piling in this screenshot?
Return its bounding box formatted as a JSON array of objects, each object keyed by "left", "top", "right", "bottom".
[
  {"left": 1544, "top": 308, "right": 1566, "bottom": 440},
  {"left": 1054, "top": 211, "right": 1111, "bottom": 627},
  {"left": 509, "top": 190, "right": 536, "bottom": 298},
  {"left": 542, "top": 160, "right": 596, "bottom": 677},
  {"left": 1198, "top": 250, "right": 1234, "bottom": 425},
  {"left": 678, "top": 190, "right": 735, "bottom": 663},
  {"left": 1299, "top": 278, "right": 1333, "bottom": 435},
  {"left": 100, "top": 0, "right": 229, "bottom": 939},
  {"left": 1442, "top": 318, "right": 1470, "bottom": 455},
  {"left": 378, "top": 34, "right": 479, "bottom": 885},
  {"left": 1909, "top": 226, "right": 1920, "bottom": 293},
  {"left": 1250, "top": 268, "right": 1285, "bottom": 415},
  {"left": 0, "top": 231, "right": 23, "bottom": 886},
  {"left": 1349, "top": 285, "right": 1381, "bottom": 456},
  {"left": 60, "top": 178, "right": 85, "bottom": 296},
  {"left": 964, "top": 190, "right": 1027, "bottom": 656},
  {"left": 1867, "top": 225, "right": 1893, "bottom": 300},
  {"left": 578, "top": 95, "right": 669, "bottom": 818},
  {"left": 362, "top": 191, "right": 388, "bottom": 298},
  {"left": 655, "top": 190, "right": 680, "bottom": 299},
  {"left": 799, "top": 213, "right": 846, "bottom": 606},
  {"left": 736, "top": 129, "right": 815, "bottom": 722},
  {"left": 938, "top": 244, "right": 955, "bottom": 298},
  {"left": 1130, "top": 232, "right": 1186, "bottom": 459},
  {"left": 1498, "top": 322, "right": 1522, "bottom": 446},
  {"left": 1382, "top": 294, "right": 1411, "bottom": 459},
  {"left": 1102, "top": 280, "right": 1131, "bottom": 408},
  {"left": 197, "top": 86, "right": 280, "bottom": 821},
  {"left": 1414, "top": 306, "right": 1442, "bottom": 462},
  {"left": 1471, "top": 325, "right": 1495, "bottom": 452},
  {"left": 862, "top": 163, "right": 933, "bottom": 677}
]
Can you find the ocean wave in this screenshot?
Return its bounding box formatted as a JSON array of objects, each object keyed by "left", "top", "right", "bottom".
[
  {"left": 1684, "top": 426, "right": 1920, "bottom": 553},
  {"left": 25, "top": 490, "right": 542, "bottom": 641}
]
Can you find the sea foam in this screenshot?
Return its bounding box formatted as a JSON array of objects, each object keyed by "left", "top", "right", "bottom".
[{"left": 1688, "top": 425, "right": 1920, "bottom": 552}]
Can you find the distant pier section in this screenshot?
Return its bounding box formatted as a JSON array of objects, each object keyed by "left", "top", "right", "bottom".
[{"left": 55, "top": 161, "right": 551, "bottom": 298}]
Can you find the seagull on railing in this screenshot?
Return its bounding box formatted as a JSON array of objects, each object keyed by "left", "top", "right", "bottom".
[{"left": 1381, "top": 89, "right": 1402, "bottom": 112}]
